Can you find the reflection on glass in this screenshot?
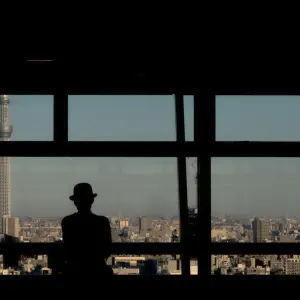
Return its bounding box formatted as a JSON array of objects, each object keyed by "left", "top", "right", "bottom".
[
  {"left": 69, "top": 95, "right": 176, "bottom": 141},
  {"left": 0, "top": 95, "right": 53, "bottom": 141},
  {"left": 212, "top": 158, "right": 300, "bottom": 243},
  {"left": 217, "top": 96, "right": 300, "bottom": 141}
]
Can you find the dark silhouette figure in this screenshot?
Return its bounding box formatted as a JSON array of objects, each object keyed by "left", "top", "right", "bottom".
[{"left": 61, "top": 183, "right": 113, "bottom": 278}]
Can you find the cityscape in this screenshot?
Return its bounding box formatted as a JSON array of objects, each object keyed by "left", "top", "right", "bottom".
[
  {"left": 212, "top": 215, "right": 300, "bottom": 275},
  {"left": 0, "top": 214, "right": 192, "bottom": 275},
  {"left": 2, "top": 213, "right": 300, "bottom": 275}
]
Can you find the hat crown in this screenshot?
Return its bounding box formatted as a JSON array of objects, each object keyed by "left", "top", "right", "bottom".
[{"left": 73, "top": 183, "right": 94, "bottom": 196}]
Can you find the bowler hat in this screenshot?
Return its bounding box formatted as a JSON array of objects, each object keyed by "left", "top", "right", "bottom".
[{"left": 69, "top": 183, "right": 97, "bottom": 201}]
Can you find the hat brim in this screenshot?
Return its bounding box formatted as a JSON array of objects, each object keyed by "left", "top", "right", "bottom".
[{"left": 69, "top": 193, "right": 97, "bottom": 201}]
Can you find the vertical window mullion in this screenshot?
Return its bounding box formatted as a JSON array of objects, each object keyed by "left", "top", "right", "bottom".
[
  {"left": 195, "top": 92, "right": 215, "bottom": 279},
  {"left": 175, "top": 93, "right": 190, "bottom": 276}
]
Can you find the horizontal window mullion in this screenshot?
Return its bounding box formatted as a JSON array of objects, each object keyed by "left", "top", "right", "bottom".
[
  {"left": 0, "top": 243, "right": 191, "bottom": 255},
  {"left": 213, "top": 142, "right": 300, "bottom": 157},
  {"left": 215, "top": 89, "right": 300, "bottom": 95},
  {"left": 0, "top": 141, "right": 199, "bottom": 157},
  {"left": 0, "top": 87, "right": 194, "bottom": 95},
  {"left": 212, "top": 243, "right": 300, "bottom": 255}
]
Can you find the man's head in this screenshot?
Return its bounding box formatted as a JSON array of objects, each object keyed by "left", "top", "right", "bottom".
[{"left": 69, "top": 183, "right": 97, "bottom": 212}]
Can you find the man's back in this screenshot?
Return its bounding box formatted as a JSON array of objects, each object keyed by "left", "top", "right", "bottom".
[{"left": 62, "top": 213, "right": 112, "bottom": 273}]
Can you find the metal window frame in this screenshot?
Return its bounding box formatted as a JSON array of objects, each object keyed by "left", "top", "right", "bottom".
[
  {"left": 1, "top": 89, "right": 299, "bottom": 282},
  {"left": 209, "top": 91, "right": 300, "bottom": 281},
  {"left": 0, "top": 92, "right": 194, "bottom": 277}
]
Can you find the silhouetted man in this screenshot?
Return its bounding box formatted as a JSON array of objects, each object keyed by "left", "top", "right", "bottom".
[{"left": 62, "top": 183, "right": 113, "bottom": 277}]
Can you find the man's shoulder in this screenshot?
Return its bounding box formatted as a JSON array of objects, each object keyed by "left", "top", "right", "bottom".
[
  {"left": 62, "top": 213, "right": 77, "bottom": 224},
  {"left": 95, "top": 215, "right": 109, "bottom": 223}
]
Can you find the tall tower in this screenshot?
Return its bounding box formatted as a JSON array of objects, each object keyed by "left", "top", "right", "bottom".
[{"left": 0, "top": 95, "right": 13, "bottom": 233}]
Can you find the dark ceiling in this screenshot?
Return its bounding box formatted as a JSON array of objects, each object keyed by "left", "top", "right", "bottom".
[{"left": 0, "top": 47, "right": 299, "bottom": 94}]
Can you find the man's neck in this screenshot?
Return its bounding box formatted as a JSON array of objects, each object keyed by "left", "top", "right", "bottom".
[{"left": 77, "top": 210, "right": 92, "bottom": 215}]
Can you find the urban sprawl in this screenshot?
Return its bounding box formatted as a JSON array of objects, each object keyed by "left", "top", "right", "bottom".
[
  {"left": 212, "top": 215, "right": 300, "bottom": 275},
  {"left": 2, "top": 213, "right": 300, "bottom": 276},
  {"left": 0, "top": 213, "right": 198, "bottom": 275}
]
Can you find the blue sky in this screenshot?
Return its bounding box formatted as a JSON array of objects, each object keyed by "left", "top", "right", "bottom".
[
  {"left": 7, "top": 95, "right": 195, "bottom": 217},
  {"left": 217, "top": 96, "right": 300, "bottom": 141},
  {"left": 6, "top": 95, "right": 300, "bottom": 218}
]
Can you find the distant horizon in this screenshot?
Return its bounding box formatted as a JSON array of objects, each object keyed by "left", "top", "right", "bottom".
[
  {"left": 14, "top": 213, "right": 298, "bottom": 220},
  {"left": 17, "top": 214, "right": 181, "bottom": 219}
]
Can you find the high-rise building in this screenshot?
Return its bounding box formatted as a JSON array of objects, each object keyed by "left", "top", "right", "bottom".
[
  {"left": 120, "top": 219, "right": 129, "bottom": 230},
  {"left": 2, "top": 216, "right": 20, "bottom": 238},
  {"left": 139, "top": 216, "right": 152, "bottom": 236},
  {"left": 252, "top": 218, "right": 270, "bottom": 242},
  {"left": 0, "top": 95, "right": 12, "bottom": 233}
]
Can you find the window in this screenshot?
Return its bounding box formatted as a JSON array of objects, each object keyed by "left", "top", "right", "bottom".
[
  {"left": 0, "top": 93, "right": 193, "bottom": 277},
  {"left": 216, "top": 96, "right": 300, "bottom": 141},
  {"left": 69, "top": 95, "right": 176, "bottom": 141},
  {"left": 107, "top": 254, "right": 181, "bottom": 275},
  {"left": 1, "top": 95, "right": 53, "bottom": 141},
  {"left": 184, "top": 96, "right": 194, "bottom": 141},
  {"left": 187, "top": 157, "right": 198, "bottom": 272},
  {"left": 213, "top": 94, "right": 300, "bottom": 278},
  {"left": 211, "top": 254, "right": 300, "bottom": 275},
  {"left": 5, "top": 89, "right": 300, "bottom": 281},
  {"left": 6, "top": 157, "right": 178, "bottom": 244},
  {"left": 212, "top": 158, "right": 300, "bottom": 239}
]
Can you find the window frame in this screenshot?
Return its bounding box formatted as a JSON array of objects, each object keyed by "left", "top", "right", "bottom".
[
  {"left": 210, "top": 91, "right": 300, "bottom": 283},
  {"left": 1, "top": 88, "right": 299, "bottom": 283},
  {"left": 0, "top": 92, "right": 195, "bottom": 276}
]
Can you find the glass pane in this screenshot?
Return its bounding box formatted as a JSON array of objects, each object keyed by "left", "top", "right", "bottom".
[
  {"left": 212, "top": 255, "right": 300, "bottom": 275},
  {"left": 69, "top": 95, "right": 176, "bottom": 141},
  {"left": 184, "top": 96, "right": 194, "bottom": 141},
  {"left": 186, "top": 157, "right": 197, "bottom": 245},
  {"left": 187, "top": 158, "right": 198, "bottom": 273},
  {"left": 0, "top": 95, "right": 53, "bottom": 141},
  {"left": 0, "top": 157, "right": 178, "bottom": 243},
  {"left": 212, "top": 158, "right": 300, "bottom": 243},
  {"left": 20, "top": 255, "right": 50, "bottom": 275},
  {"left": 216, "top": 96, "right": 300, "bottom": 141},
  {"left": 3, "top": 254, "right": 183, "bottom": 275},
  {"left": 108, "top": 254, "right": 180, "bottom": 275}
]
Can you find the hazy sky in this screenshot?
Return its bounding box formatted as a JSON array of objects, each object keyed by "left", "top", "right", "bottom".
[
  {"left": 214, "top": 96, "right": 300, "bottom": 217},
  {"left": 7, "top": 95, "right": 196, "bottom": 217},
  {"left": 6, "top": 95, "right": 300, "bottom": 218}
]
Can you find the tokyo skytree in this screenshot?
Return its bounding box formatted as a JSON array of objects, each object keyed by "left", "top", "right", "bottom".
[{"left": 0, "top": 95, "right": 12, "bottom": 233}]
